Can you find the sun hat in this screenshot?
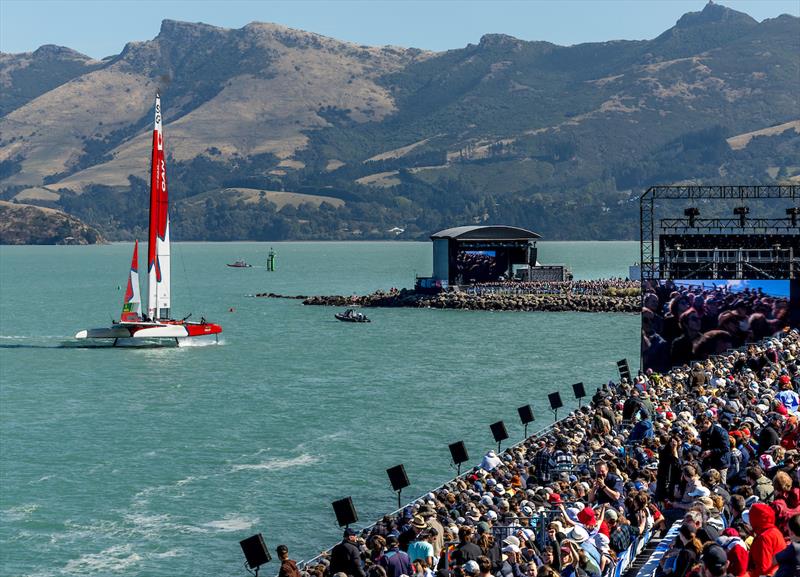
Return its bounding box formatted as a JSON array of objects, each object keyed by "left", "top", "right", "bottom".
[
  {"left": 503, "top": 535, "right": 521, "bottom": 548},
  {"left": 577, "top": 506, "right": 597, "bottom": 526},
  {"left": 567, "top": 526, "right": 589, "bottom": 543},
  {"left": 411, "top": 515, "right": 427, "bottom": 529}
]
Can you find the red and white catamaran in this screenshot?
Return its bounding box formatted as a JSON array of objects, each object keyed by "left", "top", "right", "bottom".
[{"left": 75, "top": 92, "right": 222, "bottom": 345}]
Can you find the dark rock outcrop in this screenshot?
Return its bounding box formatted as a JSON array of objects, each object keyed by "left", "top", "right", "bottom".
[{"left": 0, "top": 201, "right": 104, "bottom": 244}]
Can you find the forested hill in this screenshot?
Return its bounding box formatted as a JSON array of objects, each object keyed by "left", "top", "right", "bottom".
[{"left": 1, "top": 1, "right": 798, "bottom": 242}]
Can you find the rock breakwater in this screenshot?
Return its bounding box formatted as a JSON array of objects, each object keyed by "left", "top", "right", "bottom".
[{"left": 259, "top": 289, "right": 639, "bottom": 313}]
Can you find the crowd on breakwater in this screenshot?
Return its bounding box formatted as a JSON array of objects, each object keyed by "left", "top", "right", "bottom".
[
  {"left": 274, "top": 330, "right": 800, "bottom": 577},
  {"left": 465, "top": 280, "right": 639, "bottom": 297},
  {"left": 257, "top": 281, "right": 640, "bottom": 313}
]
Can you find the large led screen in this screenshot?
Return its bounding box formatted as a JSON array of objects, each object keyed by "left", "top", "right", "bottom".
[
  {"left": 641, "top": 279, "right": 800, "bottom": 372},
  {"left": 455, "top": 250, "right": 502, "bottom": 283}
]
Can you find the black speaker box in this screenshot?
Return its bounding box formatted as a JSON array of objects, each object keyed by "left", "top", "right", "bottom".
[
  {"left": 490, "top": 420, "right": 508, "bottom": 442},
  {"left": 386, "top": 464, "right": 410, "bottom": 491},
  {"left": 240, "top": 533, "right": 271, "bottom": 569},
  {"left": 572, "top": 382, "right": 586, "bottom": 399},
  {"left": 617, "top": 359, "right": 631, "bottom": 383},
  {"left": 548, "top": 392, "right": 563, "bottom": 410},
  {"left": 517, "top": 404, "right": 535, "bottom": 424},
  {"left": 449, "top": 441, "right": 469, "bottom": 465},
  {"left": 332, "top": 497, "right": 358, "bottom": 527}
]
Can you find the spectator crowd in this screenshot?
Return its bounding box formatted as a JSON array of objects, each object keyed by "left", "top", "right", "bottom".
[
  {"left": 276, "top": 328, "right": 800, "bottom": 577},
  {"left": 642, "top": 280, "right": 796, "bottom": 373},
  {"left": 466, "top": 280, "right": 639, "bottom": 297}
]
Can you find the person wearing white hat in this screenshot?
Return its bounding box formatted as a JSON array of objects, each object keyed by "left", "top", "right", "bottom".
[
  {"left": 566, "top": 525, "right": 602, "bottom": 575},
  {"left": 481, "top": 451, "right": 502, "bottom": 472}
]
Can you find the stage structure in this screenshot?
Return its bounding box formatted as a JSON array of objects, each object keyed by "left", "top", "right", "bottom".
[
  {"left": 640, "top": 186, "right": 799, "bottom": 281},
  {"left": 418, "top": 225, "right": 570, "bottom": 288}
]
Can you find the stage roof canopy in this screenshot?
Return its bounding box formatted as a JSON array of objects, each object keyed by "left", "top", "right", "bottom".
[{"left": 430, "top": 225, "right": 541, "bottom": 241}]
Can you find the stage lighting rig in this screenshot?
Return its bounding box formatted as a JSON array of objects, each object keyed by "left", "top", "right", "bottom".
[
  {"left": 683, "top": 207, "right": 700, "bottom": 227},
  {"left": 787, "top": 207, "right": 799, "bottom": 227},
  {"left": 733, "top": 206, "right": 749, "bottom": 227}
]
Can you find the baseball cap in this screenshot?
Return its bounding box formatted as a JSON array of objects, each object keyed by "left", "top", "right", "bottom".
[
  {"left": 463, "top": 561, "right": 480, "bottom": 575},
  {"left": 702, "top": 544, "right": 728, "bottom": 571}
]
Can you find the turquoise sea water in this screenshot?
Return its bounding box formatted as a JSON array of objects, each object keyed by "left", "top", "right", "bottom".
[{"left": 0, "top": 241, "right": 639, "bottom": 577}]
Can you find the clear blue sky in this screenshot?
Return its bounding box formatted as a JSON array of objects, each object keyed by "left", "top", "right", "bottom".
[{"left": 1, "top": 0, "right": 798, "bottom": 58}]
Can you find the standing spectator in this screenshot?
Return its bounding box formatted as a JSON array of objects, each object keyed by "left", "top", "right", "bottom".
[
  {"left": 747, "top": 503, "right": 786, "bottom": 577},
  {"left": 330, "top": 528, "right": 366, "bottom": 577},
  {"left": 408, "top": 529, "right": 436, "bottom": 567},
  {"left": 718, "top": 528, "right": 749, "bottom": 577},
  {"left": 774, "top": 514, "right": 800, "bottom": 577},
  {"left": 657, "top": 434, "right": 682, "bottom": 503},
  {"left": 747, "top": 466, "right": 775, "bottom": 502},
  {"left": 276, "top": 544, "right": 301, "bottom": 577},
  {"left": 605, "top": 509, "right": 637, "bottom": 554},
  {"left": 701, "top": 543, "right": 732, "bottom": 577},
  {"left": 590, "top": 462, "right": 623, "bottom": 508},
  {"left": 758, "top": 414, "right": 783, "bottom": 456},
  {"left": 698, "top": 415, "right": 732, "bottom": 483},
  {"left": 400, "top": 516, "right": 427, "bottom": 552},
  {"left": 420, "top": 505, "right": 444, "bottom": 567},
  {"left": 770, "top": 471, "right": 800, "bottom": 534},
  {"left": 453, "top": 527, "right": 483, "bottom": 567},
  {"left": 533, "top": 440, "right": 554, "bottom": 484},
  {"left": 380, "top": 536, "right": 412, "bottom": 577}
]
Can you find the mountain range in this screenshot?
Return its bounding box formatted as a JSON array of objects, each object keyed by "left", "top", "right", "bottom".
[{"left": 1, "top": 1, "right": 798, "bottom": 242}]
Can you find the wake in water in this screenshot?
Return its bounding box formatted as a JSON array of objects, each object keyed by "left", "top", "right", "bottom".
[
  {"left": 0, "top": 335, "right": 224, "bottom": 349},
  {"left": 229, "top": 453, "right": 320, "bottom": 472}
]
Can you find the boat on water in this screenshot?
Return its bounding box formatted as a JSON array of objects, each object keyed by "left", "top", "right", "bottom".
[
  {"left": 75, "top": 92, "right": 222, "bottom": 346},
  {"left": 335, "top": 308, "right": 370, "bottom": 323},
  {"left": 227, "top": 260, "right": 252, "bottom": 268}
]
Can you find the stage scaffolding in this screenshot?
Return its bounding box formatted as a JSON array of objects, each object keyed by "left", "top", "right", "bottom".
[{"left": 639, "top": 185, "right": 799, "bottom": 281}]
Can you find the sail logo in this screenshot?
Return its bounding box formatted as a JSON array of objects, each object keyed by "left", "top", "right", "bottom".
[
  {"left": 160, "top": 160, "right": 166, "bottom": 191},
  {"left": 157, "top": 131, "right": 163, "bottom": 151}
]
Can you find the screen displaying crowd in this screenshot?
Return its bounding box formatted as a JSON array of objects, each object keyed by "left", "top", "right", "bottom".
[
  {"left": 456, "top": 251, "right": 502, "bottom": 284},
  {"left": 642, "top": 279, "right": 800, "bottom": 373}
]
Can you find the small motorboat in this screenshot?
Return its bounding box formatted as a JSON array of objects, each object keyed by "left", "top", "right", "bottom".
[
  {"left": 335, "top": 308, "right": 370, "bottom": 323},
  {"left": 227, "top": 259, "right": 252, "bottom": 268}
]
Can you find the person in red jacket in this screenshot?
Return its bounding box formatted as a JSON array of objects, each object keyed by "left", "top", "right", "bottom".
[
  {"left": 747, "top": 503, "right": 787, "bottom": 577},
  {"left": 771, "top": 471, "right": 800, "bottom": 535},
  {"left": 719, "top": 528, "right": 749, "bottom": 577}
]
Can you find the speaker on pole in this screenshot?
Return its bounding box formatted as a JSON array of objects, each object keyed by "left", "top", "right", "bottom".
[
  {"left": 449, "top": 441, "right": 469, "bottom": 475},
  {"left": 548, "top": 392, "right": 563, "bottom": 422},
  {"left": 332, "top": 497, "right": 358, "bottom": 527},
  {"left": 387, "top": 464, "right": 410, "bottom": 508},
  {"left": 617, "top": 359, "right": 631, "bottom": 384},
  {"left": 518, "top": 405, "right": 535, "bottom": 424},
  {"left": 387, "top": 464, "right": 410, "bottom": 492},
  {"left": 572, "top": 382, "right": 586, "bottom": 407},
  {"left": 490, "top": 420, "right": 508, "bottom": 452},
  {"left": 240, "top": 533, "right": 271, "bottom": 574},
  {"left": 517, "top": 404, "right": 534, "bottom": 437}
]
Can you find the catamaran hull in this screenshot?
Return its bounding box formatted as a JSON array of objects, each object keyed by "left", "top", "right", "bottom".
[{"left": 75, "top": 322, "right": 222, "bottom": 340}]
